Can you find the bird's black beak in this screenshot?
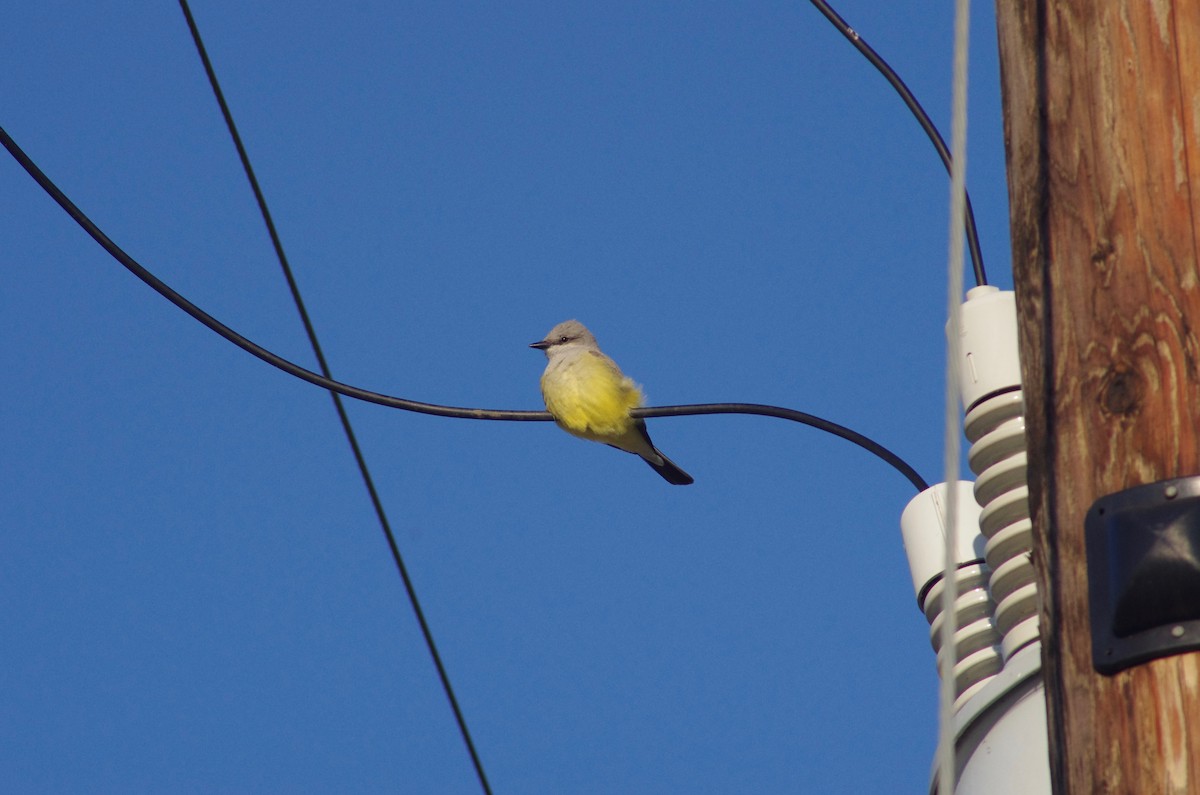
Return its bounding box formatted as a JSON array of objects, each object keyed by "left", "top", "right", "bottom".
[{"left": 529, "top": 340, "right": 551, "bottom": 350}]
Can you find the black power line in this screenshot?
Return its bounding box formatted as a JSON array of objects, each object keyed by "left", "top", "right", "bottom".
[
  {"left": 0, "top": 124, "right": 929, "bottom": 494},
  {"left": 807, "top": 0, "right": 989, "bottom": 288},
  {"left": 638, "top": 403, "right": 927, "bottom": 492},
  {"left": 175, "top": 3, "right": 494, "bottom": 793}
]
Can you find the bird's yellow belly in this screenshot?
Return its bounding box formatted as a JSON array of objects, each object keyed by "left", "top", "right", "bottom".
[{"left": 541, "top": 356, "right": 641, "bottom": 440}]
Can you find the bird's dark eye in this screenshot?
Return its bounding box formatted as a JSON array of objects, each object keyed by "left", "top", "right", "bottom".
[{"left": 559, "top": 335, "right": 569, "bottom": 343}]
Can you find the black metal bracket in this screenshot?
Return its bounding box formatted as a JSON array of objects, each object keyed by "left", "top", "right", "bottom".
[{"left": 1087, "top": 475, "right": 1200, "bottom": 675}]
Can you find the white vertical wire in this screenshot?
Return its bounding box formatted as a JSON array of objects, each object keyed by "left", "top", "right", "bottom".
[{"left": 939, "top": 0, "right": 972, "bottom": 793}]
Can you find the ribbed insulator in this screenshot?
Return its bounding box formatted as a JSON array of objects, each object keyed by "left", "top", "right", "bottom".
[
  {"left": 923, "top": 563, "right": 1003, "bottom": 709},
  {"left": 966, "top": 390, "right": 1039, "bottom": 659},
  {"left": 902, "top": 482, "right": 1003, "bottom": 708}
]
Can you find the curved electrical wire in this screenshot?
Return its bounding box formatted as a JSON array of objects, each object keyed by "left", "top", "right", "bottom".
[
  {"left": 0, "top": 124, "right": 928, "bottom": 493},
  {"left": 637, "top": 403, "right": 927, "bottom": 491},
  {"left": 807, "top": 0, "right": 988, "bottom": 288},
  {"left": 0, "top": 127, "right": 536, "bottom": 417},
  {"left": 175, "top": 3, "right": 492, "bottom": 793}
]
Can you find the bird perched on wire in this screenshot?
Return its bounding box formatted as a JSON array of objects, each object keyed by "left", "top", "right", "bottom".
[{"left": 530, "top": 319, "right": 693, "bottom": 485}]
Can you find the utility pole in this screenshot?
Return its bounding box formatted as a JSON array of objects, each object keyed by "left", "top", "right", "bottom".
[{"left": 994, "top": 1, "right": 1200, "bottom": 793}]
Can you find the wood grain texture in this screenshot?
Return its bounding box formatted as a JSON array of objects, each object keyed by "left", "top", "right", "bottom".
[{"left": 995, "top": 0, "right": 1200, "bottom": 792}]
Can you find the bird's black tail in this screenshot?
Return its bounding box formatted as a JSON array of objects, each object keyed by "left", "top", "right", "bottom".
[
  {"left": 645, "top": 448, "right": 694, "bottom": 485},
  {"left": 629, "top": 419, "right": 693, "bottom": 485}
]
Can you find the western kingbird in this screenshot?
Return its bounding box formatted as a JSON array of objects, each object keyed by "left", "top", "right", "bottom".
[{"left": 530, "top": 319, "right": 693, "bottom": 485}]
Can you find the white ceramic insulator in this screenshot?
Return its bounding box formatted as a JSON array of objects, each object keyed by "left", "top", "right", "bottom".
[
  {"left": 901, "top": 481, "right": 985, "bottom": 603},
  {"left": 956, "top": 287, "right": 1040, "bottom": 661},
  {"left": 954, "top": 285, "right": 1022, "bottom": 413},
  {"left": 901, "top": 482, "right": 1002, "bottom": 704}
]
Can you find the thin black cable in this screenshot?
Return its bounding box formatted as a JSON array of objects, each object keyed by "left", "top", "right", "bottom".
[
  {"left": 634, "top": 404, "right": 928, "bottom": 492},
  {"left": 0, "top": 124, "right": 928, "bottom": 492},
  {"left": 807, "top": 0, "right": 989, "bottom": 288},
  {"left": 0, "top": 127, "right": 537, "bottom": 418},
  {"left": 174, "top": 4, "right": 493, "bottom": 793}
]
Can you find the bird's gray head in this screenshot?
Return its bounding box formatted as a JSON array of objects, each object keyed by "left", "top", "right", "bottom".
[{"left": 529, "top": 319, "right": 599, "bottom": 356}]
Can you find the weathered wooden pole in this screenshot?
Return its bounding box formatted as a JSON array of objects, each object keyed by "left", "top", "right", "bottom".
[{"left": 994, "top": 0, "right": 1200, "bottom": 792}]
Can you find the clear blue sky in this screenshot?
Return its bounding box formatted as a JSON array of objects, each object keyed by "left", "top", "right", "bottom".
[{"left": 2, "top": 2, "right": 1013, "bottom": 792}]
